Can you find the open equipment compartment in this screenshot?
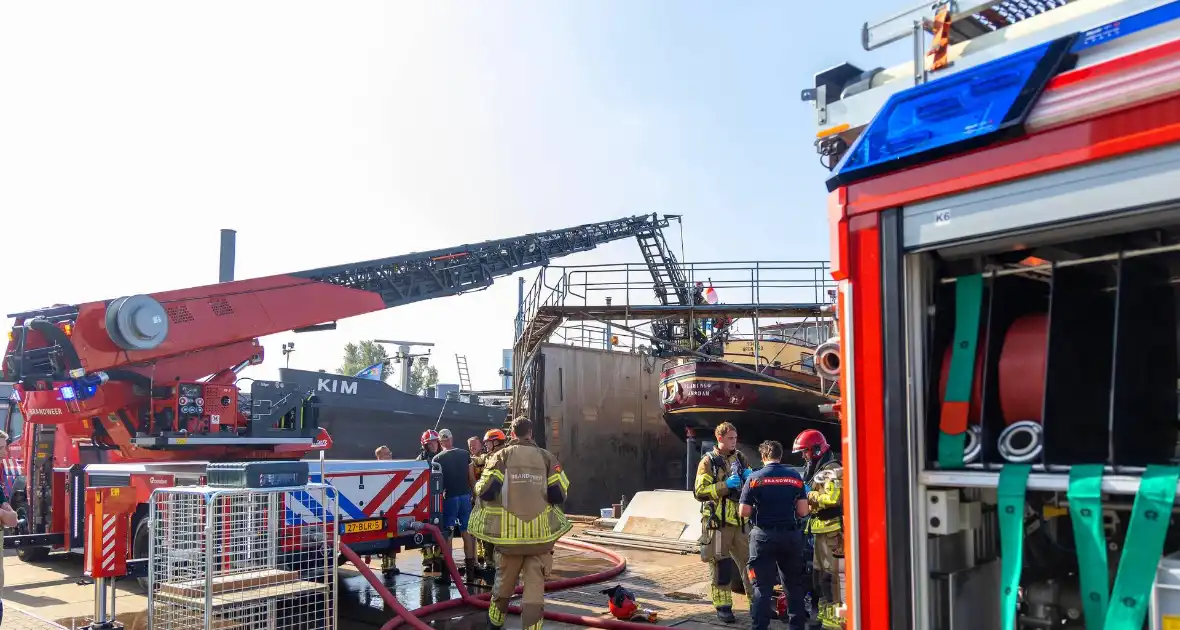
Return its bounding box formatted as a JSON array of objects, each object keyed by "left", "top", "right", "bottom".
[
  {"left": 911, "top": 219, "right": 1180, "bottom": 629},
  {"left": 923, "top": 227, "right": 1180, "bottom": 472}
]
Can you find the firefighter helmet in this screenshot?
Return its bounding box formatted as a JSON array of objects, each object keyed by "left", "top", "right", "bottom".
[
  {"left": 420, "top": 430, "right": 440, "bottom": 445},
  {"left": 792, "top": 429, "right": 830, "bottom": 459},
  {"left": 484, "top": 429, "right": 507, "bottom": 443}
]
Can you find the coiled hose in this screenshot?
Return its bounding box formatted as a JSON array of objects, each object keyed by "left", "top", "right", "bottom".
[{"left": 339, "top": 523, "right": 672, "bottom": 630}]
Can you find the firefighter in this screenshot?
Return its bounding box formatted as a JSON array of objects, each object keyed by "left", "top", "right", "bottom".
[
  {"left": 470, "top": 417, "right": 571, "bottom": 630},
  {"left": 738, "top": 440, "right": 810, "bottom": 630},
  {"left": 793, "top": 429, "right": 843, "bottom": 625},
  {"left": 473, "top": 429, "right": 507, "bottom": 478},
  {"left": 417, "top": 430, "right": 441, "bottom": 461},
  {"left": 373, "top": 444, "right": 398, "bottom": 577},
  {"left": 418, "top": 430, "right": 443, "bottom": 573},
  {"left": 694, "top": 422, "right": 754, "bottom": 624},
  {"left": 473, "top": 428, "right": 508, "bottom": 578}
]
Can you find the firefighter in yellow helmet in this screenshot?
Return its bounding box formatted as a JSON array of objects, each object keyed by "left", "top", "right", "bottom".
[
  {"left": 794, "top": 429, "right": 844, "bottom": 625},
  {"left": 694, "top": 422, "right": 754, "bottom": 624},
  {"left": 470, "top": 417, "right": 571, "bottom": 630},
  {"left": 472, "top": 428, "right": 509, "bottom": 580}
]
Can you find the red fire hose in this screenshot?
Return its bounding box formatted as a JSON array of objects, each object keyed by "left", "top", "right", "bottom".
[{"left": 339, "top": 523, "right": 669, "bottom": 630}]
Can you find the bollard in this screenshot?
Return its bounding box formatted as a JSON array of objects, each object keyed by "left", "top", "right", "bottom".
[{"left": 83, "top": 486, "right": 137, "bottom": 630}]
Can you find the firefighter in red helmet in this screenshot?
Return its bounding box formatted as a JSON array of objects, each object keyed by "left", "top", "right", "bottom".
[
  {"left": 418, "top": 430, "right": 441, "bottom": 461},
  {"left": 793, "top": 429, "right": 843, "bottom": 625}
]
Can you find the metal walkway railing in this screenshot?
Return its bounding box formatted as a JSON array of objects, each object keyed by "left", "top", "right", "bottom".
[{"left": 510, "top": 260, "right": 836, "bottom": 414}]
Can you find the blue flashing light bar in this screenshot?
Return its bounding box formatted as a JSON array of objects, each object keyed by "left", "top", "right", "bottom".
[
  {"left": 60, "top": 385, "right": 76, "bottom": 401},
  {"left": 826, "top": 33, "right": 1079, "bottom": 193}
]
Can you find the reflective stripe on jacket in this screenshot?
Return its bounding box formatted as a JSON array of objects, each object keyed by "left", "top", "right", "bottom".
[
  {"left": 468, "top": 438, "right": 572, "bottom": 554},
  {"left": 807, "top": 459, "right": 843, "bottom": 534},
  {"left": 693, "top": 448, "right": 747, "bottom": 529}
]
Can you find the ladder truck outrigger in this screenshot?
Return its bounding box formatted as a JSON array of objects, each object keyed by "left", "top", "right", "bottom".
[
  {"left": 807, "top": 1, "right": 1180, "bottom": 628},
  {"left": 0, "top": 214, "right": 676, "bottom": 580}
]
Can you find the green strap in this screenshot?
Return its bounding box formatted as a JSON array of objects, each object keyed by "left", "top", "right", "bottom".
[
  {"left": 1105, "top": 465, "right": 1180, "bottom": 630},
  {"left": 997, "top": 464, "right": 1031, "bottom": 630},
  {"left": 1067, "top": 464, "right": 1109, "bottom": 629},
  {"left": 938, "top": 273, "right": 984, "bottom": 468}
]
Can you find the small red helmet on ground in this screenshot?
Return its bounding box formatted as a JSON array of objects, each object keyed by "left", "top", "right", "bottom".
[
  {"left": 420, "top": 430, "right": 440, "bottom": 445},
  {"left": 792, "top": 429, "right": 830, "bottom": 459}
]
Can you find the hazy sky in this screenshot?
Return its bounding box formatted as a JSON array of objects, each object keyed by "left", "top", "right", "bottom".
[{"left": 0, "top": 1, "right": 893, "bottom": 390}]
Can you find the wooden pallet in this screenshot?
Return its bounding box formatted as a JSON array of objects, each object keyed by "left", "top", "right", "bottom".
[{"left": 155, "top": 568, "right": 327, "bottom": 609}]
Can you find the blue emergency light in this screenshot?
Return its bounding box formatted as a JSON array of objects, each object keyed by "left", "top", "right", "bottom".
[
  {"left": 825, "top": 33, "right": 1080, "bottom": 192},
  {"left": 60, "top": 373, "right": 104, "bottom": 403}
]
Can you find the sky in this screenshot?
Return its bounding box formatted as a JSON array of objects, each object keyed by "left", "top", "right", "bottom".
[{"left": 0, "top": 1, "right": 894, "bottom": 391}]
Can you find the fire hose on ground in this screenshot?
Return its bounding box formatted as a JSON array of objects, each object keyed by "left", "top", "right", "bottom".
[{"left": 339, "top": 522, "right": 673, "bottom": 630}]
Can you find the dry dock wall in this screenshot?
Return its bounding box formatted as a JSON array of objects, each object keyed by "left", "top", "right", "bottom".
[{"left": 532, "top": 343, "right": 690, "bottom": 515}]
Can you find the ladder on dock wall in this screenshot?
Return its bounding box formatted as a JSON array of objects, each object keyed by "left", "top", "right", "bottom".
[{"left": 455, "top": 355, "right": 473, "bottom": 393}]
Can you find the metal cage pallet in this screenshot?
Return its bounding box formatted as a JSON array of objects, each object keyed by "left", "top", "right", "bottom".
[{"left": 147, "top": 484, "right": 339, "bottom": 630}]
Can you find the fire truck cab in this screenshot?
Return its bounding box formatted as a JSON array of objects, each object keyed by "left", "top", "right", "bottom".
[{"left": 810, "top": 1, "right": 1180, "bottom": 628}]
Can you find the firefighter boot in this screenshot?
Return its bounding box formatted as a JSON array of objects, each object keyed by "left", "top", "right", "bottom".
[
  {"left": 465, "top": 558, "right": 478, "bottom": 586},
  {"left": 380, "top": 554, "right": 399, "bottom": 579},
  {"left": 715, "top": 606, "right": 737, "bottom": 624},
  {"left": 434, "top": 545, "right": 452, "bottom": 585}
]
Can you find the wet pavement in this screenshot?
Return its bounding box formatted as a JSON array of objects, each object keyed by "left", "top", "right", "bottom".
[
  {"left": 336, "top": 543, "right": 619, "bottom": 628},
  {"left": 2, "top": 526, "right": 756, "bottom": 630}
]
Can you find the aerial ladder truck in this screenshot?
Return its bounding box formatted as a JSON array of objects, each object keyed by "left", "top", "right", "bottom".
[
  {"left": 0, "top": 213, "right": 676, "bottom": 577},
  {"left": 808, "top": 0, "right": 1180, "bottom": 628}
]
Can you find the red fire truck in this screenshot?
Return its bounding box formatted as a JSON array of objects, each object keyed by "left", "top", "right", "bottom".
[
  {"left": 0, "top": 215, "right": 676, "bottom": 577},
  {"left": 809, "top": 1, "right": 1180, "bottom": 628}
]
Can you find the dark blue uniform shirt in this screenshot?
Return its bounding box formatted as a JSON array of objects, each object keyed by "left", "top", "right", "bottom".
[{"left": 739, "top": 463, "right": 806, "bottom": 528}]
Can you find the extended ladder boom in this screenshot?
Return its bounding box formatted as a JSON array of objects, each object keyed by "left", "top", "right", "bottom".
[{"left": 3, "top": 214, "right": 673, "bottom": 382}]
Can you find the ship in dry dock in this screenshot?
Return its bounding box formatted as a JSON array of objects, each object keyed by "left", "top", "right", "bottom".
[
  {"left": 510, "top": 250, "right": 843, "bottom": 508},
  {"left": 660, "top": 319, "right": 841, "bottom": 452}
]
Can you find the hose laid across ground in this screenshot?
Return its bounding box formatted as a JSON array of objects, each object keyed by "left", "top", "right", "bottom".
[{"left": 340, "top": 523, "right": 675, "bottom": 630}]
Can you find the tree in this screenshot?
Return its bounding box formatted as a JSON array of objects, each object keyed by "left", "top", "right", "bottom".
[
  {"left": 338, "top": 340, "right": 392, "bottom": 381},
  {"left": 408, "top": 358, "right": 439, "bottom": 395}
]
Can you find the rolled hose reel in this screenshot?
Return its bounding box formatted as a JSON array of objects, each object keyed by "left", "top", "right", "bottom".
[{"left": 937, "top": 313, "right": 1048, "bottom": 464}]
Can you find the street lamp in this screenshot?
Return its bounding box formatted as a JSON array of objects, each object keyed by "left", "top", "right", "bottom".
[{"left": 282, "top": 342, "right": 296, "bottom": 368}]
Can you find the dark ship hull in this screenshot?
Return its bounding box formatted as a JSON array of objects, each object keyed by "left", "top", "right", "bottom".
[
  {"left": 660, "top": 360, "right": 840, "bottom": 458},
  {"left": 278, "top": 368, "right": 508, "bottom": 460}
]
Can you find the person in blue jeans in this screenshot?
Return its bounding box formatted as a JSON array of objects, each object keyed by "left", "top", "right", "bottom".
[{"left": 433, "top": 428, "right": 476, "bottom": 584}]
